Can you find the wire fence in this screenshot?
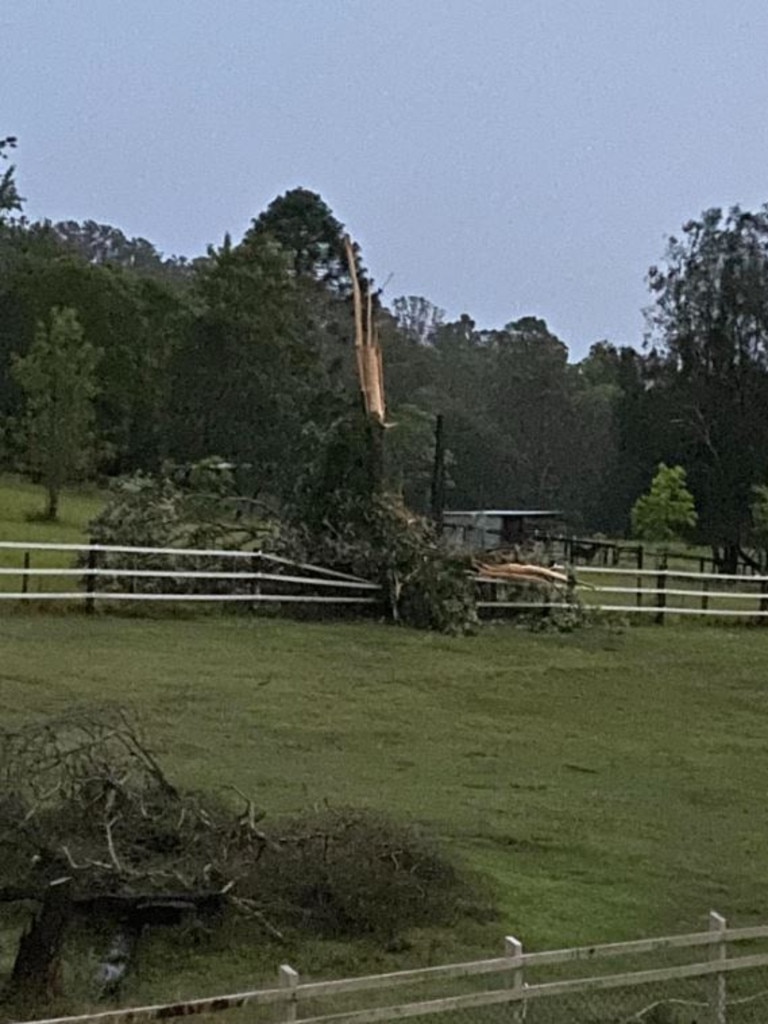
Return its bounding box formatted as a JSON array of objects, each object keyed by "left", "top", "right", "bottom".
[{"left": 22, "top": 915, "right": 768, "bottom": 1024}]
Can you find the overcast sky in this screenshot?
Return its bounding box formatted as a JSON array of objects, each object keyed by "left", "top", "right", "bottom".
[{"left": 4, "top": 0, "right": 768, "bottom": 358}]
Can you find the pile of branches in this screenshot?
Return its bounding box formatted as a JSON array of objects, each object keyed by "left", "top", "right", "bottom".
[
  {"left": 280, "top": 493, "right": 479, "bottom": 634},
  {"left": 0, "top": 707, "right": 273, "bottom": 902},
  {"left": 0, "top": 708, "right": 279, "bottom": 1002},
  {"left": 0, "top": 708, "right": 482, "bottom": 1006}
]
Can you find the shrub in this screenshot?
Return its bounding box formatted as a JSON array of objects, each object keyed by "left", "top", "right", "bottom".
[{"left": 245, "top": 807, "right": 485, "bottom": 940}]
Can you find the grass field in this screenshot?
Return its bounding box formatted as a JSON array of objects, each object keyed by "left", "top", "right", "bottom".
[
  {"left": 4, "top": 475, "right": 768, "bottom": 1008},
  {"left": 4, "top": 614, "right": 768, "bottom": 983},
  {"left": 0, "top": 475, "right": 105, "bottom": 594}
]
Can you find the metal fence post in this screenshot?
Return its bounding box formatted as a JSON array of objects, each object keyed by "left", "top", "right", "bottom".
[
  {"left": 709, "top": 910, "right": 727, "bottom": 1024},
  {"left": 280, "top": 964, "right": 299, "bottom": 1023},
  {"left": 505, "top": 935, "right": 525, "bottom": 1021}
]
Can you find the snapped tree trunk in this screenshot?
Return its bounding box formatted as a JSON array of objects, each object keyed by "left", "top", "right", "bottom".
[{"left": 10, "top": 881, "right": 72, "bottom": 1000}]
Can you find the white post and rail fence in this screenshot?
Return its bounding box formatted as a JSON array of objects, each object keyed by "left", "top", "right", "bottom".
[
  {"left": 2, "top": 540, "right": 768, "bottom": 623},
  {"left": 18, "top": 913, "right": 768, "bottom": 1024}
]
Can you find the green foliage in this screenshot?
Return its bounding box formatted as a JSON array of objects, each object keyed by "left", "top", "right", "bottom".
[
  {"left": 0, "top": 135, "right": 23, "bottom": 221},
  {"left": 647, "top": 206, "right": 768, "bottom": 549},
  {"left": 250, "top": 807, "right": 483, "bottom": 940},
  {"left": 85, "top": 462, "right": 274, "bottom": 595},
  {"left": 8, "top": 174, "right": 768, "bottom": 551},
  {"left": 284, "top": 489, "right": 478, "bottom": 634},
  {"left": 630, "top": 463, "right": 698, "bottom": 544},
  {"left": 245, "top": 187, "right": 365, "bottom": 295},
  {"left": 749, "top": 485, "right": 768, "bottom": 561},
  {"left": 11, "top": 307, "right": 100, "bottom": 520}
]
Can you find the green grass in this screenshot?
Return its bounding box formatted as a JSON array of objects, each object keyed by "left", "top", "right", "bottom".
[
  {"left": 3, "top": 616, "right": 768, "bottom": 962},
  {"left": 4, "top": 476, "right": 768, "bottom": 1007},
  {"left": 0, "top": 475, "right": 105, "bottom": 593}
]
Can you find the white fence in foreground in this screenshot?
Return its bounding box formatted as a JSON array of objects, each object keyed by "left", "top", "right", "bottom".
[{"left": 22, "top": 913, "right": 768, "bottom": 1024}]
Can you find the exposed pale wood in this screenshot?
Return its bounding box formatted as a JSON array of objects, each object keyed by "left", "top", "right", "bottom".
[
  {"left": 345, "top": 235, "right": 365, "bottom": 361},
  {"left": 280, "top": 964, "right": 299, "bottom": 1024}
]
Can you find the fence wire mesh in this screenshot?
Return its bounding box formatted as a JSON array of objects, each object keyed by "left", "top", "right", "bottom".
[{"left": 279, "top": 954, "right": 768, "bottom": 1024}]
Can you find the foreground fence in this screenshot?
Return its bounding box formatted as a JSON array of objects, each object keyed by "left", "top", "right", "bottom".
[{"left": 22, "top": 913, "right": 768, "bottom": 1024}]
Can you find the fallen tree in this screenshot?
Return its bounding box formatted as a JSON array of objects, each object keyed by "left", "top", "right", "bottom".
[{"left": 0, "top": 708, "right": 483, "bottom": 1008}]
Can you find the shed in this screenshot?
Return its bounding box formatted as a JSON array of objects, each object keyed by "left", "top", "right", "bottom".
[{"left": 442, "top": 509, "right": 563, "bottom": 551}]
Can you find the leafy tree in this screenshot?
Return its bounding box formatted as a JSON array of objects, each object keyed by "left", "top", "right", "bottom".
[
  {"left": 646, "top": 206, "right": 768, "bottom": 567},
  {"left": 0, "top": 236, "right": 190, "bottom": 474},
  {"left": 167, "top": 234, "right": 318, "bottom": 500},
  {"left": 50, "top": 219, "right": 199, "bottom": 286},
  {"left": 749, "top": 485, "right": 768, "bottom": 569},
  {"left": 0, "top": 135, "right": 23, "bottom": 221},
  {"left": 11, "top": 307, "right": 101, "bottom": 519},
  {"left": 245, "top": 187, "right": 366, "bottom": 294},
  {"left": 391, "top": 295, "right": 444, "bottom": 345},
  {"left": 630, "top": 463, "right": 698, "bottom": 544}
]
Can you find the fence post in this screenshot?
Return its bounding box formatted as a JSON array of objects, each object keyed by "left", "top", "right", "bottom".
[
  {"left": 759, "top": 578, "right": 768, "bottom": 624},
  {"left": 709, "top": 910, "right": 727, "bottom": 1024},
  {"left": 655, "top": 553, "right": 667, "bottom": 625},
  {"left": 85, "top": 546, "right": 98, "bottom": 616},
  {"left": 250, "top": 552, "right": 262, "bottom": 605},
  {"left": 505, "top": 935, "right": 525, "bottom": 1021},
  {"left": 279, "top": 964, "right": 299, "bottom": 1023},
  {"left": 702, "top": 575, "right": 710, "bottom": 612},
  {"left": 21, "top": 550, "right": 30, "bottom": 595}
]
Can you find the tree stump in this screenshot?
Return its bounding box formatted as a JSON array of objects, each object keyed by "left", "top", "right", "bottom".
[{"left": 10, "top": 880, "right": 73, "bottom": 1000}]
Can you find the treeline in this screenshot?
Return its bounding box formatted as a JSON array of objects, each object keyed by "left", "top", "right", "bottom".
[{"left": 2, "top": 139, "right": 768, "bottom": 566}]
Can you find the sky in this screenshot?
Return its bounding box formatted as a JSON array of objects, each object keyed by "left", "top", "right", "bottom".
[{"left": 4, "top": 0, "right": 768, "bottom": 359}]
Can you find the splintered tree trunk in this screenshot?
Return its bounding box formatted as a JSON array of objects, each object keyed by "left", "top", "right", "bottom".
[
  {"left": 11, "top": 882, "right": 72, "bottom": 1000},
  {"left": 367, "top": 415, "right": 385, "bottom": 497}
]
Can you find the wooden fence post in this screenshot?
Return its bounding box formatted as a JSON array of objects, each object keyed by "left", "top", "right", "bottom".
[
  {"left": 655, "top": 554, "right": 667, "bottom": 625},
  {"left": 21, "top": 550, "right": 30, "bottom": 595},
  {"left": 279, "top": 964, "right": 299, "bottom": 1023},
  {"left": 85, "top": 546, "right": 97, "bottom": 616},
  {"left": 702, "top": 576, "right": 710, "bottom": 613},
  {"left": 709, "top": 910, "right": 727, "bottom": 1024},
  {"left": 505, "top": 935, "right": 525, "bottom": 1021},
  {"left": 759, "top": 578, "right": 768, "bottom": 624}
]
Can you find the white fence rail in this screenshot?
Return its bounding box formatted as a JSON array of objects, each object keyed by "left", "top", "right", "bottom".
[
  {"left": 4, "top": 540, "right": 768, "bottom": 622},
  {"left": 0, "top": 541, "right": 381, "bottom": 611},
  {"left": 477, "top": 563, "right": 768, "bottom": 622},
  {"left": 20, "top": 913, "right": 768, "bottom": 1024}
]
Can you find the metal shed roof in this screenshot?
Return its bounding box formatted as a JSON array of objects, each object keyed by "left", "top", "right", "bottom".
[{"left": 443, "top": 510, "right": 563, "bottom": 519}]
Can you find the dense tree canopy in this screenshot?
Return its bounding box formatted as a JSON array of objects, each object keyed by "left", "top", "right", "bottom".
[{"left": 4, "top": 136, "right": 768, "bottom": 558}]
